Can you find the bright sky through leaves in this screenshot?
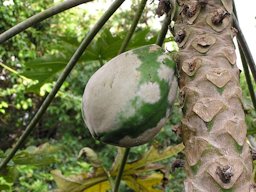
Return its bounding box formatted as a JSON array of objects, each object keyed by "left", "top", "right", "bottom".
[{"left": 235, "top": 0, "right": 256, "bottom": 64}]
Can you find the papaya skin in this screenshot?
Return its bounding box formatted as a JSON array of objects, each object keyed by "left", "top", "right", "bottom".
[{"left": 82, "top": 44, "right": 178, "bottom": 147}]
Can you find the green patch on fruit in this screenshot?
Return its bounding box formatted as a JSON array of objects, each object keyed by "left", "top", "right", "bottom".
[
  {"left": 97, "top": 92, "right": 169, "bottom": 145},
  {"left": 95, "top": 45, "right": 177, "bottom": 145},
  {"left": 83, "top": 45, "right": 178, "bottom": 147},
  {"left": 134, "top": 45, "right": 175, "bottom": 85}
]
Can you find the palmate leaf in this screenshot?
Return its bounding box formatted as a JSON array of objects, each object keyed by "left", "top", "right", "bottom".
[
  {"left": 83, "top": 181, "right": 110, "bottom": 192},
  {"left": 52, "top": 170, "right": 111, "bottom": 192},
  {"left": 124, "top": 173, "right": 164, "bottom": 192},
  {"left": 123, "top": 143, "right": 184, "bottom": 174},
  {"left": 51, "top": 169, "right": 109, "bottom": 192},
  {"left": 20, "top": 28, "right": 156, "bottom": 92},
  {"left": 51, "top": 143, "right": 184, "bottom": 192}
]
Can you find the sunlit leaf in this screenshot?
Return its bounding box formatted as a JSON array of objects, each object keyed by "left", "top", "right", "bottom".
[
  {"left": 52, "top": 143, "right": 184, "bottom": 191},
  {"left": 83, "top": 181, "right": 110, "bottom": 192},
  {"left": 124, "top": 173, "right": 164, "bottom": 192},
  {"left": 124, "top": 143, "right": 184, "bottom": 173},
  {"left": 51, "top": 169, "right": 108, "bottom": 192},
  {"left": 51, "top": 170, "right": 85, "bottom": 192}
]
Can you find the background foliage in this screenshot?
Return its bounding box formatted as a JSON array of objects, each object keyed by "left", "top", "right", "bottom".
[{"left": 0, "top": 0, "right": 255, "bottom": 191}]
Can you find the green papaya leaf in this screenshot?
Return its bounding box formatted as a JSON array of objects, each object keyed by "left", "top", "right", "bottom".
[
  {"left": 124, "top": 143, "right": 184, "bottom": 172},
  {"left": 52, "top": 143, "right": 184, "bottom": 192},
  {"left": 19, "top": 28, "right": 157, "bottom": 92},
  {"left": 51, "top": 169, "right": 109, "bottom": 192},
  {"left": 83, "top": 181, "right": 110, "bottom": 192},
  {"left": 127, "top": 28, "right": 156, "bottom": 48}
]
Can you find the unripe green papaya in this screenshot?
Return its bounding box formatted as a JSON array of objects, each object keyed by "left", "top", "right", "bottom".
[{"left": 82, "top": 44, "right": 177, "bottom": 147}]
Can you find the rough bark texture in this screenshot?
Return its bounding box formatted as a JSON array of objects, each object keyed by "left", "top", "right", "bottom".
[{"left": 173, "top": 0, "right": 255, "bottom": 191}]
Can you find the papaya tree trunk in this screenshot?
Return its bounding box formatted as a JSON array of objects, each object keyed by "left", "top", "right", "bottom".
[{"left": 173, "top": 0, "right": 255, "bottom": 191}]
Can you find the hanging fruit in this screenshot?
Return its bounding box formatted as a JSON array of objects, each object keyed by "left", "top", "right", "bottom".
[{"left": 82, "top": 44, "right": 177, "bottom": 147}]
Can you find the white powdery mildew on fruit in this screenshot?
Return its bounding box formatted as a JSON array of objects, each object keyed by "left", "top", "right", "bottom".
[
  {"left": 157, "top": 64, "right": 174, "bottom": 81},
  {"left": 149, "top": 44, "right": 161, "bottom": 52},
  {"left": 83, "top": 51, "right": 142, "bottom": 134},
  {"left": 122, "top": 103, "right": 136, "bottom": 119},
  {"left": 121, "top": 98, "right": 144, "bottom": 119},
  {"left": 137, "top": 82, "right": 161, "bottom": 104}
]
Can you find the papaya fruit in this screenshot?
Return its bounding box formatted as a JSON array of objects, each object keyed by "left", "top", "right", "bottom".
[{"left": 82, "top": 44, "right": 177, "bottom": 147}]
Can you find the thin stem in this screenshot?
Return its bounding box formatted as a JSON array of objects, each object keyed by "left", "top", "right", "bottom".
[
  {"left": 118, "top": 0, "right": 148, "bottom": 54},
  {"left": 156, "top": 12, "right": 173, "bottom": 47},
  {"left": 233, "top": 15, "right": 256, "bottom": 84},
  {"left": 0, "top": 0, "right": 93, "bottom": 43},
  {"left": 0, "top": 0, "right": 126, "bottom": 170},
  {"left": 232, "top": 2, "right": 256, "bottom": 110},
  {"left": 113, "top": 148, "right": 130, "bottom": 192}
]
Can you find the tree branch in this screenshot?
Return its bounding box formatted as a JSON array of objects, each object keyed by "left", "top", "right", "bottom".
[
  {"left": 0, "top": 0, "right": 126, "bottom": 170},
  {"left": 0, "top": 0, "right": 93, "bottom": 43}
]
